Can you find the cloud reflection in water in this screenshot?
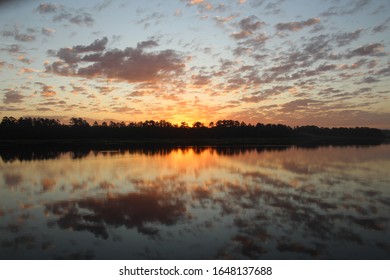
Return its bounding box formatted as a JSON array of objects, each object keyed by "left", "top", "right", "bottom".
[{"left": 0, "top": 145, "right": 389, "bottom": 259}]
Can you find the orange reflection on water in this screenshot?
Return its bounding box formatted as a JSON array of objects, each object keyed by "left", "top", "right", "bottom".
[{"left": 0, "top": 145, "right": 390, "bottom": 259}]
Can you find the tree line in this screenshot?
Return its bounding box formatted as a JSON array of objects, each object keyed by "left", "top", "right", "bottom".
[{"left": 0, "top": 116, "right": 385, "bottom": 142}]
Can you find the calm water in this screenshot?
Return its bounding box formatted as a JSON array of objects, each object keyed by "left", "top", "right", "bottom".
[{"left": 1, "top": 145, "right": 389, "bottom": 259}]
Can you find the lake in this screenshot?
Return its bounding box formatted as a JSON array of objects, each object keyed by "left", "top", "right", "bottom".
[{"left": 1, "top": 145, "right": 389, "bottom": 259}]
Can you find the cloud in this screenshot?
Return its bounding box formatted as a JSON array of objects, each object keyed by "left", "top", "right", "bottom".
[
  {"left": 136, "top": 12, "right": 165, "bottom": 28},
  {"left": 250, "top": 0, "right": 266, "bottom": 8},
  {"left": 64, "top": 13, "right": 94, "bottom": 26},
  {"left": 214, "top": 14, "right": 239, "bottom": 27},
  {"left": 231, "top": 30, "right": 252, "bottom": 40},
  {"left": 3, "top": 89, "right": 25, "bottom": 104},
  {"left": 0, "top": 44, "right": 23, "bottom": 54},
  {"left": 20, "top": 67, "right": 36, "bottom": 74},
  {"left": 345, "top": 43, "right": 385, "bottom": 58},
  {"left": 239, "top": 16, "right": 265, "bottom": 31},
  {"left": 192, "top": 74, "right": 211, "bottom": 86},
  {"left": 280, "top": 99, "right": 323, "bottom": 113},
  {"left": 17, "top": 55, "right": 31, "bottom": 64},
  {"left": 35, "top": 82, "right": 57, "bottom": 97},
  {"left": 334, "top": 29, "right": 363, "bottom": 46},
  {"left": 322, "top": 0, "right": 370, "bottom": 17},
  {"left": 136, "top": 40, "right": 159, "bottom": 49},
  {"left": 41, "top": 27, "right": 55, "bottom": 36},
  {"left": 36, "top": 3, "right": 94, "bottom": 26},
  {"left": 45, "top": 189, "right": 187, "bottom": 239},
  {"left": 41, "top": 178, "right": 56, "bottom": 192},
  {"left": 275, "top": 18, "right": 320, "bottom": 32},
  {"left": 372, "top": 17, "right": 390, "bottom": 33},
  {"left": 94, "top": 0, "right": 113, "bottom": 11},
  {"left": 376, "top": 64, "right": 390, "bottom": 77},
  {"left": 36, "top": 3, "right": 58, "bottom": 13},
  {"left": 70, "top": 84, "right": 87, "bottom": 95},
  {"left": 277, "top": 242, "right": 320, "bottom": 257},
  {"left": 45, "top": 37, "right": 185, "bottom": 83},
  {"left": 3, "top": 173, "right": 23, "bottom": 187},
  {"left": 231, "top": 16, "right": 265, "bottom": 40},
  {"left": 240, "top": 95, "right": 264, "bottom": 103},
  {"left": 95, "top": 85, "right": 116, "bottom": 95},
  {"left": 303, "top": 63, "right": 337, "bottom": 77},
  {"left": 361, "top": 77, "right": 380, "bottom": 84},
  {"left": 73, "top": 37, "right": 108, "bottom": 52},
  {"left": 1, "top": 26, "right": 36, "bottom": 42},
  {"left": 186, "top": 0, "right": 214, "bottom": 12}
]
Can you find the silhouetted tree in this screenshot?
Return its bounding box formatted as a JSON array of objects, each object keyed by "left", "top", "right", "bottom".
[
  {"left": 192, "top": 121, "right": 205, "bottom": 128},
  {"left": 70, "top": 117, "right": 90, "bottom": 127},
  {"left": 0, "top": 116, "right": 385, "bottom": 144}
]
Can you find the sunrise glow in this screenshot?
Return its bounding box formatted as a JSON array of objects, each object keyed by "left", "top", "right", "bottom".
[{"left": 0, "top": 0, "right": 389, "bottom": 128}]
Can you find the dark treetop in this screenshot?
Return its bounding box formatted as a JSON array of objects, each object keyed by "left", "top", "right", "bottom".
[{"left": 0, "top": 116, "right": 385, "bottom": 147}]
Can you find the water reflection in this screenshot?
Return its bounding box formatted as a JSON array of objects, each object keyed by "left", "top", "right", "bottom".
[
  {"left": 45, "top": 191, "right": 186, "bottom": 239},
  {"left": 0, "top": 145, "right": 389, "bottom": 259}
]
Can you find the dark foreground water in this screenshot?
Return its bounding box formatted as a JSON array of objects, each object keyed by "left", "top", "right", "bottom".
[{"left": 0, "top": 145, "right": 389, "bottom": 259}]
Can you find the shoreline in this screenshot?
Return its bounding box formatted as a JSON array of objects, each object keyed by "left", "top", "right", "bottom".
[{"left": 0, "top": 136, "right": 386, "bottom": 149}]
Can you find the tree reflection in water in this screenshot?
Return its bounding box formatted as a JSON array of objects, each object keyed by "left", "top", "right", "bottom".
[{"left": 0, "top": 145, "right": 389, "bottom": 259}]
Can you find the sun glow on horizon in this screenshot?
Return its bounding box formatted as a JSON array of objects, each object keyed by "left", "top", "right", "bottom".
[{"left": 0, "top": 0, "right": 389, "bottom": 128}]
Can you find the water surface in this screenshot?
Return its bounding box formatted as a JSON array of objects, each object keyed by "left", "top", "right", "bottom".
[{"left": 1, "top": 145, "right": 389, "bottom": 259}]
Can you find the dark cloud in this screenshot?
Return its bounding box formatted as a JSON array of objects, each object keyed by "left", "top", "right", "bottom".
[
  {"left": 95, "top": 85, "right": 116, "bottom": 95},
  {"left": 35, "top": 82, "right": 57, "bottom": 97},
  {"left": 231, "top": 16, "right": 265, "bottom": 40},
  {"left": 346, "top": 43, "right": 385, "bottom": 58},
  {"left": 321, "top": 0, "right": 370, "bottom": 16},
  {"left": 3, "top": 173, "right": 23, "bottom": 187},
  {"left": 241, "top": 85, "right": 295, "bottom": 102},
  {"left": 65, "top": 13, "right": 94, "bottom": 26},
  {"left": 334, "top": 29, "right": 363, "bottom": 46},
  {"left": 263, "top": 0, "right": 286, "bottom": 14},
  {"left": 1, "top": 26, "right": 36, "bottom": 42},
  {"left": 376, "top": 64, "right": 390, "bottom": 76},
  {"left": 45, "top": 37, "right": 185, "bottom": 83},
  {"left": 275, "top": 18, "right": 320, "bottom": 32},
  {"left": 361, "top": 77, "right": 380, "bottom": 84},
  {"left": 303, "top": 63, "right": 337, "bottom": 77},
  {"left": 240, "top": 95, "right": 264, "bottom": 103},
  {"left": 136, "top": 12, "right": 165, "bottom": 28},
  {"left": 192, "top": 74, "right": 211, "bottom": 86},
  {"left": 372, "top": 17, "right": 390, "bottom": 33},
  {"left": 74, "top": 37, "right": 108, "bottom": 53},
  {"left": 250, "top": 0, "right": 266, "bottom": 8},
  {"left": 277, "top": 242, "right": 320, "bottom": 257},
  {"left": 94, "top": 0, "right": 113, "bottom": 11},
  {"left": 36, "top": 3, "right": 94, "bottom": 26},
  {"left": 231, "top": 30, "right": 252, "bottom": 40},
  {"left": 136, "top": 40, "right": 159, "bottom": 49},
  {"left": 280, "top": 99, "right": 323, "bottom": 112},
  {"left": 232, "top": 235, "right": 268, "bottom": 258},
  {"left": 41, "top": 27, "right": 55, "bottom": 36},
  {"left": 348, "top": 216, "right": 387, "bottom": 231},
  {"left": 3, "top": 89, "right": 25, "bottom": 104},
  {"left": 45, "top": 190, "right": 187, "bottom": 239},
  {"left": 239, "top": 15, "right": 265, "bottom": 32},
  {"left": 0, "top": 44, "right": 23, "bottom": 54},
  {"left": 36, "top": 3, "right": 58, "bottom": 13}
]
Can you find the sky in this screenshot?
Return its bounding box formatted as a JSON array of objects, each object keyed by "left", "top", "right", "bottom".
[{"left": 0, "top": 0, "right": 389, "bottom": 128}]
